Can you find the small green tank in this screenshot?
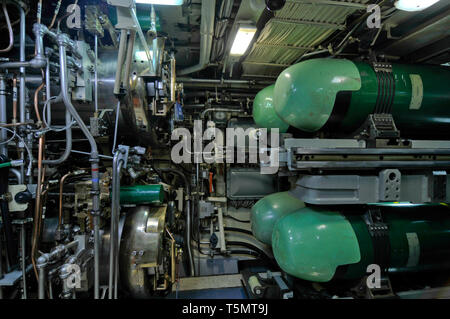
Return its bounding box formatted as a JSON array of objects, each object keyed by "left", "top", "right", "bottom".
[
  {"left": 253, "top": 85, "right": 290, "bottom": 133},
  {"left": 118, "top": 184, "right": 165, "bottom": 205},
  {"left": 251, "top": 192, "right": 305, "bottom": 245}
]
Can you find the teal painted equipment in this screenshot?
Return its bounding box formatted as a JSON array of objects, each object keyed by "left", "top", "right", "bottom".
[
  {"left": 118, "top": 184, "right": 165, "bottom": 205},
  {"left": 253, "top": 85, "right": 290, "bottom": 133},
  {"left": 251, "top": 192, "right": 305, "bottom": 245},
  {"left": 273, "top": 58, "right": 450, "bottom": 137},
  {"left": 272, "top": 204, "right": 450, "bottom": 282}
]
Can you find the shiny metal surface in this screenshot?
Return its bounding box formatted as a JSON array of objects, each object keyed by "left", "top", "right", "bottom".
[{"left": 119, "top": 205, "right": 167, "bottom": 298}]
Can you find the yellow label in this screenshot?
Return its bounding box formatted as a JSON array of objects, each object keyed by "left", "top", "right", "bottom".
[{"left": 409, "top": 74, "right": 423, "bottom": 110}]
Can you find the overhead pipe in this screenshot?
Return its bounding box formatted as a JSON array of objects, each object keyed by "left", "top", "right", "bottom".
[
  {"left": 200, "top": 108, "right": 242, "bottom": 119},
  {"left": 178, "top": 77, "right": 271, "bottom": 85},
  {"left": 178, "top": 0, "right": 216, "bottom": 75},
  {"left": 57, "top": 33, "right": 101, "bottom": 299}
]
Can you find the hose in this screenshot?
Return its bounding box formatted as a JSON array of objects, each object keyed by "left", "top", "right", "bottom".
[
  {"left": 226, "top": 241, "right": 274, "bottom": 263},
  {"left": 224, "top": 227, "right": 253, "bottom": 235},
  {"left": 224, "top": 215, "right": 251, "bottom": 223},
  {"left": 0, "top": 1, "right": 14, "bottom": 53}
]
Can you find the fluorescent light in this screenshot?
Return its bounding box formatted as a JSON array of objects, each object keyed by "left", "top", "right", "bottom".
[
  {"left": 135, "top": 50, "right": 153, "bottom": 61},
  {"left": 230, "top": 26, "right": 257, "bottom": 56},
  {"left": 135, "top": 0, "right": 184, "bottom": 5},
  {"left": 394, "top": 0, "right": 440, "bottom": 12}
]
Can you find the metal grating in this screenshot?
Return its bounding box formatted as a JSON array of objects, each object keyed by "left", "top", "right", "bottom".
[{"left": 242, "top": 0, "right": 370, "bottom": 78}]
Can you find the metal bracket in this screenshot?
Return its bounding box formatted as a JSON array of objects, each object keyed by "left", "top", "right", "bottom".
[
  {"left": 366, "top": 113, "right": 400, "bottom": 140},
  {"left": 366, "top": 275, "right": 396, "bottom": 299},
  {"left": 116, "top": 144, "right": 130, "bottom": 169}
]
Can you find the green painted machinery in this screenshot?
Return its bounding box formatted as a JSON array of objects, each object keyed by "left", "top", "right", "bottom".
[
  {"left": 118, "top": 184, "right": 165, "bottom": 205},
  {"left": 273, "top": 58, "right": 450, "bottom": 137},
  {"left": 251, "top": 191, "right": 305, "bottom": 245},
  {"left": 253, "top": 85, "right": 290, "bottom": 133},
  {"left": 272, "top": 204, "right": 450, "bottom": 282}
]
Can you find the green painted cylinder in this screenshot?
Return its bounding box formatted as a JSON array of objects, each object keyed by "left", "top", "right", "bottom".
[
  {"left": 273, "top": 58, "right": 450, "bottom": 137},
  {"left": 251, "top": 191, "right": 305, "bottom": 245},
  {"left": 253, "top": 85, "right": 290, "bottom": 133},
  {"left": 272, "top": 204, "right": 450, "bottom": 282},
  {"left": 119, "top": 184, "right": 165, "bottom": 205}
]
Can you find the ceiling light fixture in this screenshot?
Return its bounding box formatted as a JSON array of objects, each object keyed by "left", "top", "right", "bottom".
[
  {"left": 230, "top": 26, "right": 257, "bottom": 56},
  {"left": 394, "top": 0, "right": 440, "bottom": 12},
  {"left": 135, "top": 0, "right": 184, "bottom": 5}
]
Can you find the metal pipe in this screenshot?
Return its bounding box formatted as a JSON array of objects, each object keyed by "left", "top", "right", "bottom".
[
  {"left": 123, "top": 30, "right": 136, "bottom": 90},
  {"left": 20, "top": 223, "right": 27, "bottom": 299},
  {"left": 12, "top": 76, "right": 17, "bottom": 125},
  {"left": 58, "top": 172, "right": 72, "bottom": 227},
  {"left": 37, "top": 260, "right": 46, "bottom": 299},
  {"left": 94, "top": 34, "right": 98, "bottom": 115},
  {"left": 178, "top": 77, "right": 264, "bottom": 84},
  {"left": 19, "top": 5, "right": 25, "bottom": 183},
  {"left": 0, "top": 1, "right": 14, "bottom": 53},
  {"left": 109, "top": 152, "right": 124, "bottom": 299},
  {"left": 57, "top": 34, "right": 101, "bottom": 299},
  {"left": 0, "top": 75, "right": 7, "bottom": 156},
  {"left": 9, "top": 168, "right": 22, "bottom": 184},
  {"left": 200, "top": 108, "right": 242, "bottom": 119},
  {"left": 31, "top": 136, "right": 44, "bottom": 281},
  {"left": 113, "top": 160, "right": 123, "bottom": 299},
  {"left": 93, "top": 215, "right": 100, "bottom": 299},
  {"left": 178, "top": 0, "right": 216, "bottom": 75},
  {"left": 170, "top": 51, "right": 176, "bottom": 103},
  {"left": 19, "top": 6, "right": 25, "bottom": 124},
  {"left": 0, "top": 23, "right": 64, "bottom": 70},
  {"left": 0, "top": 224, "right": 3, "bottom": 299},
  {"left": 45, "top": 57, "right": 51, "bottom": 126},
  {"left": 113, "top": 30, "right": 128, "bottom": 95},
  {"left": 42, "top": 108, "right": 72, "bottom": 165},
  {"left": 150, "top": 5, "right": 158, "bottom": 75}
]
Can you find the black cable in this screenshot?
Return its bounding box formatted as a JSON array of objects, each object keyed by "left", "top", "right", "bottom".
[
  {"left": 226, "top": 241, "right": 271, "bottom": 260},
  {"left": 224, "top": 215, "right": 250, "bottom": 223},
  {"left": 224, "top": 227, "right": 253, "bottom": 236},
  {"left": 228, "top": 250, "right": 260, "bottom": 258},
  {"left": 149, "top": 160, "right": 167, "bottom": 184},
  {"left": 151, "top": 158, "right": 191, "bottom": 175}
]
